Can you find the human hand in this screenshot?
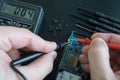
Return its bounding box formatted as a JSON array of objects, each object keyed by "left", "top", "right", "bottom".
[
  {"left": 0, "top": 27, "right": 57, "bottom": 80},
  {"left": 79, "top": 33, "right": 120, "bottom": 80}
]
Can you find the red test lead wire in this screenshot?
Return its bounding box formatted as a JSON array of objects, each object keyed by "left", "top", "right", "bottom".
[{"left": 77, "top": 38, "right": 120, "bottom": 51}]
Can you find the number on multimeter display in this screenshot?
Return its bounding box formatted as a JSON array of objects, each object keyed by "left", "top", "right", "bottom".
[
  {"left": 3, "top": 4, "right": 35, "bottom": 20},
  {"left": 0, "top": 0, "right": 44, "bottom": 34}
]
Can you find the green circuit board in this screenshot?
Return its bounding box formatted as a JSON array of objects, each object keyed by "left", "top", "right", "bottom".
[{"left": 56, "top": 32, "right": 89, "bottom": 80}]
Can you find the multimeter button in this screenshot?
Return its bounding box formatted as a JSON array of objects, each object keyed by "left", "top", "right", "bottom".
[
  {"left": 18, "top": 23, "right": 32, "bottom": 29},
  {"left": 6, "top": 20, "right": 12, "bottom": 25},
  {"left": 17, "top": 23, "right": 22, "bottom": 27},
  {"left": 12, "top": 21, "right": 18, "bottom": 26},
  {"left": 0, "top": 22, "right": 5, "bottom": 25},
  {"left": 0, "top": 17, "right": 12, "bottom": 25},
  {"left": 0, "top": 18, "right": 4, "bottom": 22}
]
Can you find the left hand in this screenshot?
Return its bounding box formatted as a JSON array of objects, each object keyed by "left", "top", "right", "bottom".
[
  {"left": 79, "top": 33, "right": 120, "bottom": 80},
  {"left": 0, "top": 26, "right": 57, "bottom": 80}
]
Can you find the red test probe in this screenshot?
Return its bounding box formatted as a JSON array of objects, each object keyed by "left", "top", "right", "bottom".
[{"left": 78, "top": 38, "right": 120, "bottom": 51}]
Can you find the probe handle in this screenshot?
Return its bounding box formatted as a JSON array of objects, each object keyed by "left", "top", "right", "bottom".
[{"left": 78, "top": 38, "right": 120, "bottom": 51}]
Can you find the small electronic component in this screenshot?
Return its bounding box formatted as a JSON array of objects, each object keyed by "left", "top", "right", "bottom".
[
  {"left": 56, "top": 32, "right": 89, "bottom": 80},
  {"left": 56, "top": 71, "right": 82, "bottom": 80}
]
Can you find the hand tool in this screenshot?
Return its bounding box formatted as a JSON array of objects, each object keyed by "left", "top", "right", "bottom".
[
  {"left": 71, "top": 14, "right": 118, "bottom": 34},
  {"left": 79, "top": 10, "right": 120, "bottom": 30},
  {"left": 78, "top": 38, "right": 120, "bottom": 51},
  {"left": 77, "top": 7, "right": 120, "bottom": 24},
  {"left": 88, "top": 18, "right": 120, "bottom": 34},
  {"left": 76, "top": 22, "right": 110, "bottom": 33}
]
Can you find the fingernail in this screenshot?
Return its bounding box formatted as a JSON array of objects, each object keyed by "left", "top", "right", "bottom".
[
  {"left": 46, "top": 41, "right": 57, "bottom": 45},
  {"left": 91, "top": 38, "right": 105, "bottom": 46},
  {"left": 90, "top": 38, "right": 108, "bottom": 51},
  {"left": 51, "top": 42, "right": 57, "bottom": 48},
  {"left": 46, "top": 41, "right": 57, "bottom": 48},
  {"left": 49, "top": 51, "right": 57, "bottom": 60}
]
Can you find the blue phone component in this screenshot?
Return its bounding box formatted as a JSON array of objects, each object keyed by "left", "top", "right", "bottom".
[
  {"left": 56, "top": 32, "right": 89, "bottom": 80},
  {"left": 0, "top": 0, "right": 44, "bottom": 34}
]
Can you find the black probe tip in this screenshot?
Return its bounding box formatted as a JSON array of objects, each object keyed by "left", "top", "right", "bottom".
[{"left": 56, "top": 42, "right": 70, "bottom": 50}]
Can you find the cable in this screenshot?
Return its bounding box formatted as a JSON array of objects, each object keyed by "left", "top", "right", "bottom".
[
  {"left": 10, "top": 63, "right": 27, "bottom": 80},
  {"left": 10, "top": 42, "right": 69, "bottom": 80},
  {"left": 10, "top": 53, "right": 43, "bottom": 80}
]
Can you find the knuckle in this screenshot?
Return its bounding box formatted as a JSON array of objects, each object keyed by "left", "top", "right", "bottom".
[{"left": 19, "top": 28, "right": 31, "bottom": 33}]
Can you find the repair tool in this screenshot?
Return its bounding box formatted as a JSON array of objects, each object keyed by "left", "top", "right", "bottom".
[
  {"left": 71, "top": 13, "right": 120, "bottom": 34},
  {"left": 75, "top": 24, "right": 109, "bottom": 34},
  {"left": 79, "top": 11, "right": 120, "bottom": 30},
  {"left": 77, "top": 7, "right": 120, "bottom": 24},
  {"left": 88, "top": 18, "right": 120, "bottom": 34},
  {"left": 78, "top": 38, "right": 120, "bottom": 51},
  {"left": 0, "top": 0, "right": 44, "bottom": 34},
  {"left": 75, "top": 24, "right": 95, "bottom": 33},
  {"left": 76, "top": 21, "right": 109, "bottom": 33},
  {"left": 10, "top": 42, "right": 69, "bottom": 80},
  {"left": 98, "top": 18, "right": 120, "bottom": 30}
]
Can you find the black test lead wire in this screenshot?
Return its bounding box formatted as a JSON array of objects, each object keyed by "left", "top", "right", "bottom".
[{"left": 10, "top": 42, "right": 69, "bottom": 80}]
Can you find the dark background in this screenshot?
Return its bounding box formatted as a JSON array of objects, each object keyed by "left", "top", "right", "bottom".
[
  {"left": 19, "top": 0, "right": 120, "bottom": 80},
  {"left": 20, "top": 0, "right": 120, "bottom": 42}
]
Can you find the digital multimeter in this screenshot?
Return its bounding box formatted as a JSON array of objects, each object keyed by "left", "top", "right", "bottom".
[{"left": 0, "top": 0, "right": 44, "bottom": 34}]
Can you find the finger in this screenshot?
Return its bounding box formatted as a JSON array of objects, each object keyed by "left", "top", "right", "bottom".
[
  {"left": 115, "top": 56, "right": 120, "bottom": 66},
  {"left": 79, "top": 54, "right": 88, "bottom": 64},
  {"left": 18, "top": 51, "right": 57, "bottom": 80},
  {"left": 7, "top": 49, "right": 20, "bottom": 60},
  {"left": 91, "top": 33, "right": 112, "bottom": 42},
  {"left": 92, "top": 33, "right": 120, "bottom": 44},
  {"left": 115, "top": 71, "right": 120, "bottom": 76},
  {"left": 113, "top": 64, "right": 120, "bottom": 72},
  {"left": 82, "top": 45, "right": 89, "bottom": 55},
  {"left": 88, "top": 38, "right": 117, "bottom": 80},
  {"left": 0, "top": 27, "right": 57, "bottom": 53},
  {"left": 109, "top": 50, "right": 119, "bottom": 60},
  {"left": 0, "top": 37, "right": 12, "bottom": 52},
  {"left": 115, "top": 74, "right": 120, "bottom": 80},
  {"left": 0, "top": 50, "right": 11, "bottom": 62},
  {"left": 82, "top": 64, "right": 90, "bottom": 73}
]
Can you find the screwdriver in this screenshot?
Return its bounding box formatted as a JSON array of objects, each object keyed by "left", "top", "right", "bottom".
[
  {"left": 78, "top": 10, "right": 120, "bottom": 30},
  {"left": 77, "top": 7, "right": 120, "bottom": 24},
  {"left": 78, "top": 38, "right": 120, "bottom": 51}
]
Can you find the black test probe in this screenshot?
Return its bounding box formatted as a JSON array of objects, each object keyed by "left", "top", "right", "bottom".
[{"left": 10, "top": 42, "right": 69, "bottom": 80}]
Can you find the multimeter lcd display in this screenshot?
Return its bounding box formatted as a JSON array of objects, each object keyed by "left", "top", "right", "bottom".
[{"left": 2, "top": 4, "right": 35, "bottom": 20}]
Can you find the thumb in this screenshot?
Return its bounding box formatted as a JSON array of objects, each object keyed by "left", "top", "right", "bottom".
[
  {"left": 88, "top": 38, "right": 117, "bottom": 80},
  {"left": 18, "top": 51, "right": 57, "bottom": 80}
]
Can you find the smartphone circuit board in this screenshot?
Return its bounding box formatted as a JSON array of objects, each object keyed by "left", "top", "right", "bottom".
[{"left": 56, "top": 32, "right": 89, "bottom": 80}]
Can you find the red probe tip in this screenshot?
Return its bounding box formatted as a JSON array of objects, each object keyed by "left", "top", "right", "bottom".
[
  {"left": 78, "top": 38, "right": 120, "bottom": 51},
  {"left": 77, "top": 38, "right": 91, "bottom": 45}
]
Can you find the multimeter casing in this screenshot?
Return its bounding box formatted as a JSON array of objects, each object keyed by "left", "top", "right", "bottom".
[{"left": 0, "top": 0, "right": 44, "bottom": 34}]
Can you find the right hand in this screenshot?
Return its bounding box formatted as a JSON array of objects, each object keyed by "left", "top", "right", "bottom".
[{"left": 79, "top": 33, "right": 120, "bottom": 80}]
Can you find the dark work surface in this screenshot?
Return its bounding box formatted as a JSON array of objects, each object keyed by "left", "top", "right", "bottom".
[
  {"left": 19, "top": 0, "right": 120, "bottom": 80},
  {"left": 19, "top": 0, "right": 120, "bottom": 42}
]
